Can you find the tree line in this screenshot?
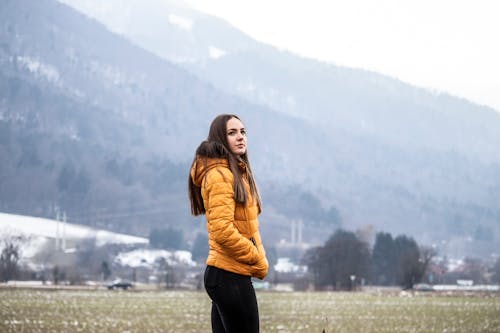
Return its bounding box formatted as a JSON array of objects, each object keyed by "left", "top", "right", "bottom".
[
  {"left": 3, "top": 228, "right": 500, "bottom": 289},
  {"left": 301, "top": 229, "right": 436, "bottom": 290}
]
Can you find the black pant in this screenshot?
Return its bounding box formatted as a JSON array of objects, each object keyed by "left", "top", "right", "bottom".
[{"left": 204, "top": 265, "right": 259, "bottom": 333}]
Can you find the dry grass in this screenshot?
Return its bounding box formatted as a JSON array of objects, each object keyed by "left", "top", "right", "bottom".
[{"left": 1, "top": 288, "right": 499, "bottom": 332}]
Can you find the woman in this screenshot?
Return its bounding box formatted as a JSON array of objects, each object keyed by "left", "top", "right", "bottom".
[{"left": 188, "top": 114, "right": 269, "bottom": 333}]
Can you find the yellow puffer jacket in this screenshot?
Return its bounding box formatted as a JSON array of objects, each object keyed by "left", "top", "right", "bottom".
[{"left": 190, "top": 157, "right": 268, "bottom": 279}]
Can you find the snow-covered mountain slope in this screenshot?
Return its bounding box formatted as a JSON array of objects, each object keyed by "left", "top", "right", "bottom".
[{"left": 0, "top": 212, "right": 148, "bottom": 258}]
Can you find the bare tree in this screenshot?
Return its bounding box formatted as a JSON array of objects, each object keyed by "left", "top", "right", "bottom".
[
  {"left": 492, "top": 258, "right": 500, "bottom": 284},
  {"left": 394, "top": 236, "right": 436, "bottom": 289},
  {"left": 418, "top": 246, "right": 437, "bottom": 282},
  {"left": 0, "top": 234, "right": 25, "bottom": 282}
]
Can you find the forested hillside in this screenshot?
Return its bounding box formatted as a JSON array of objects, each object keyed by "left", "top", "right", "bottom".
[
  {"left": 1, "top": 0, "right": 499, "bottom": 258},
  {"left": 0, "top": 0, "right": 339, "bottom": 246}
]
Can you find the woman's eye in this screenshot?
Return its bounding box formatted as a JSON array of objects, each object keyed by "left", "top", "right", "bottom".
[{"left": 227, "top": 129, "right": 246, "bottom": 136}]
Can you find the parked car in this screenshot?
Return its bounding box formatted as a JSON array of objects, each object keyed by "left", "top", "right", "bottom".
[
  {"left": 107, "top": 280, "right": 133, "bottom": 290},
  {"left": 413, "top": 283, "right": 434, "bottom": 291}
]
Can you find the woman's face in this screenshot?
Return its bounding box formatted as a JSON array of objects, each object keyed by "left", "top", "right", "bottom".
[{"left": 226, "top": 117, "right": 247, "bottom": 156}]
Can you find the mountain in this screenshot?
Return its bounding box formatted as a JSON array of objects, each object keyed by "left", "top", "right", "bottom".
[
  {"left": 1, "top": 0, "right": 499, "bottom": 258},
  {"left": 58, "top": 0, "right": 500, "bottom": 257},
  {"left": 60, "top": 0, "right": 500, "bottom": 161},
  {"left": 0, "top": 0, "right": 339, "bottom": 247}
]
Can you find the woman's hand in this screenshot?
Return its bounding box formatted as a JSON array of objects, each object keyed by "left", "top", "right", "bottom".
[{"left": 252, "top": 255, "right": 269, "bottom": 280}]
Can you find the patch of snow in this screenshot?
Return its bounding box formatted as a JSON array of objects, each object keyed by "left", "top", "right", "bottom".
[
  {"left": 209, "top": 46, "right": 226, "bottom": 59},
  {"left": 447, "top": 258, "right": 464, "bottom": 271},
  {"left": 22, "top": 237, "right": 49, "bottom": 259},
  {"left": 89, "top": 61, "right": 129, "bottom": 86},
  {"left": 63, "top": 124, "right": 81, "bottom": 141},
  {"left": 92, "top": 230, "right": 148, "bottom": 247},
  {"left": 17, "top": 56, "right": 60, "bottom": 84},
  {"left": 114, "top": 249, "right": 196, "bottom": 268},
  {"left": 0, "top": 212, "right": 148, "bottom": 258},
  {"left": 168, "top": 13, "right": 193, "bottom": 30},
  {"left": 274, "top": 257, "right": 307, "bottom": 273}
]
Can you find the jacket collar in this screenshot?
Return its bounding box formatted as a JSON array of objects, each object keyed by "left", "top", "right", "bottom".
[{"left": 190, "top": 157, "right": 228, "bottom": 187}]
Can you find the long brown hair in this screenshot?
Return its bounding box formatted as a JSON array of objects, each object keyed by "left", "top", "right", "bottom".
[{"left": 188, "top": 114, "right": 261, "bottom": 216}]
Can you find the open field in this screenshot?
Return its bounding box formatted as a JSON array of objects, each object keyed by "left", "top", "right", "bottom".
[{"left": 1, "top": 288, "right": 499, "bottom": 333}]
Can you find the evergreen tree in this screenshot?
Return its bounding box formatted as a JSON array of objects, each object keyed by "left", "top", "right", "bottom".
[
  {"left": 371, "top": 232, "right": 396, "bottom": 285},
  {"left": 394, "top": 235, "right": 421, "bottom": 289},
  {"left": 492, "top": 258, "right": 500, "bottom": 284},
  {"left": 101, "top": 260, "right": 112, "bottom": 281},
  {"left": 304, "top": 229, "right": 370, "bottom": 290}
]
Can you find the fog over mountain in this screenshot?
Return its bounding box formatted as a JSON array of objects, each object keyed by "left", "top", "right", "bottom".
[{"left": 1, "top": 0, "right": 499, "bottom": 259}]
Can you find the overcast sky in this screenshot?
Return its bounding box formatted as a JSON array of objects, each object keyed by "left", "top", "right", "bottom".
[{"left": 186, "top": 0, "right": 500, "bottom": 112}]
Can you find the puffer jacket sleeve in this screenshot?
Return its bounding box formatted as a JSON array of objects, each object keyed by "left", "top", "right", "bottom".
[{"left": 204, "top": 167, "right": 261, "bottom": 265}]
